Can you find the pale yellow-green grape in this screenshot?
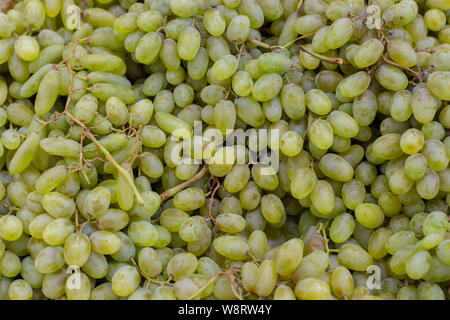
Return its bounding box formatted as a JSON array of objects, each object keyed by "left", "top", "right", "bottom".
[
  {"left": 387, "top": 39, "right": 418, "bottom": 68},
  {"left": 8, "top": 279, "right": 33, "bottom": 300},
  {"left": 436, "top": 240, "right": 450, "bottom": 265},
  {"left": 215, "top": 213, "right": 246, "bottom": 234},
  {"left": 64, "top": 233, "right": 91, "bottom": 267},
  {"left": 177, "top": 26, "right": 201, "bottom": 61},
  {"left": 127, "top": 220, "right": 159, "bottom": 247},
  {"left": 252, "top": 72, "right": 283, "bottom": 102},
  {"left": 330, "top": 266, "right": 354, "bottom": 299},
  {"left": 0, "top": 215, "right": 23, "bottom": 242},
  {"left": 20, "top": 256, "right": 44, "bottom": 289},
  {"left": 372, "top": 133, "right": 403, "bottom": 160},
  {"left": 39, "top": 137, "right": 81, "bottom": 158},
  {"left": 405, "top": 250, "right": 432, "bottom": 280},
  {"left": 14, "top": 36, "right": 40, "bottom": 62},
  {"left": 388, "top": 166, "right": 414, "bottom": 195},
  {"left": 275, "top": 238, "right": 304, "bottom": 277},
  {"left": 115, "top": 162, "right": 134, "bottom": 211},
  {"left": 138, "top": 247, "right": 162, "bottom": 278},
  {"left": 368, "top": 227, "right": 392, "bottom": 260},
  {"left": 89, "top": 231, "right": 121, "bottom": 255},
  {"left": 42, "top": 218, "right": 74, "bottom": 246},
  {"left": 415, "top": 168, "right": 439, "bottom": 200},
  {"left": 294, "top": 14, "right": 326, "bottom": 35},
  {"left": 305, "top": 89, "right": 331, "bottom": 116},
  {"left": 378, "top": 192, "right": 401, "bottom": 217},
  {"left": 173, "top": 187, "right": 206, "bottom": 211},
  {"left": 427, "top": 71, "right": 450, "bottom": 100},
  {"left": 280, "top": 131, "right": 303, "bottom": 157},
  {"left": 400, "top": 128, "right": 424, "bottom": 154},
  {"left": 310, "top": 180, "right": 334, "bottom": 215},
  {"left": 212, "top": 55, "right": 238, "bottom": 81},
  {"left": 226, "top": 15, "right": 251, "bottom": 44},
  {"left": 160, "top": 208, "right": 189, "bottom": 232},
  {"left": 418, "top": 282, "right": 445, "bottom": 300},
  {"left": 24, "top": 0, "right": 46, "bottom": 31},
  {"left": 391, "top": 90, "right": 412, "bottom": 122},
  {"left": 41, "top": 269, "right": 68, "bottom": 299},
  {"left": 41, "top": 192, "right": 75, "bottom": 219},
  {"left": 213, "top": 235, "right": 249, "bottom": 261},
  {"left": 82, "top": 252, "right": 108, "bottom": 279},
  {"left": 292, "top": 250, "right": 329, "bottom": 282},
  {"left": 29, "top": 214, "right": 53, "bottom": 240},
  {"left": 166, "top": 252, "right": 198, "bottom": 280},
  {"left": 411, "top": 88, "right": 440, "bottom": 124},
  {"left": 338, "top": 244, "right": 373, "bottom": 272},
  {"left": 34, "top": 69, "right": 60, "bottom": 116},
  {"left": 422, "top": 138, "right": 449, "bottom": 172},
  {"left": 258, "top": 52, "right": 292, "bottom": 74},
  {"left": 309, "top": 119, "right": 333, "bottom": 150},
  {"left": 424, "top": 9, "right": 446, "bottom": 31},
  {"left": 241, "top": 262, "right": 258, "bottom": 294},
  {"left": 34, "top": 246, "right": 64, "bottom": 274},
  {"left": 249, "top": 260, "right": 275, "bottom": 297},
  {"left": 324, "top": 17, "right": 354, "bottom": 49},
  {"left": 248, "top": 230, "right": 268, "bottom": 259},
  {"left": 383, "top": 0, "right": 418, "bottom": 28},
  {"left": 355, "top": 203, "right": 385, "bottom": 229},
  {"left": 74, "top": 93, "right": 98, "bottom": 125},
  {"left": 329, "top": 213, "right": 355, "bottom": 244},
  {"left": 280, "top": 83, "right": 306, "bottom": 120},
  {"left": 375, "top": 64, "right": 408, "bottom": 91},
  {"left": 353, "top": 39, "right": 384, "bottom": 68},
  {"left": 386, "top": 231, "right": 417, "bottom": 255},
  {"left": 83, "top": 186, "right": 111, "bottom": 219},
  {"left": 319, "top": 153, "right": 354, "bottom": 182},
  {"left": 295, "top": 278, "right": 331, "bottom": 300},
  {"left": 112, "top": 265, "right": 141, "bottom": 297}
]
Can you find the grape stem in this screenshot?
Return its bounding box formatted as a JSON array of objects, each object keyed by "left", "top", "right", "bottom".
[
  {"left": 248, "top": 33, "right": 314, "bottom": 50},
  {"left": 272, "top": 33, "right": 314, "bottom": 49},
  {"left": 130, "top": 257, "right": 173, "bottom": 286},
  {"left": 64, "top": 110, "right": 146, "bottom": 206},
  {"left": 187, "top": 273, "right": 221, "bottom": 300},
  {"left": 247, "top": 38, "right": 272, "bottom": 49},
  {"left": 299, "top": 45, "right": 350, "bottom": 65},
  {"left": 160, "top": 164, "right": 209, "bottom": 201},
  {"left": 295, "top": 0, "right": 304, "bottom": 16},
  {"left": 381, "top": 56, "right": 422, "bottom": 80}
]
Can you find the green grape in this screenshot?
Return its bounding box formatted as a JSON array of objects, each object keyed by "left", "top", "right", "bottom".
[
  {"left": 330, "top": 266, "right": 354, "bottom": 299},
  {"left": 329, "top": 213, "right": 356, "bottom": 244},
  {"left": 295, "top": 278, "right": 330, "bottom": 300},
  {"left": 128, "top": 221, "right": 159, "bottom": 247},
  {"left": 111, "top": 266, "right": 141, "bottom": 297},
  {"left": 353, "top": 39, "right": 384, "bottom": 68},
  {"left": 255, "top": 260, "right": 278, "bottom": 297},
  {"left": 8, "top": 279, "right": 33, "bottom": 300},
  {"left": 89, "top": 231, "right": 121, "bottom": 255},
  {"left": 166, "top": 252, "right": 198, "bottom": 280},
  {"left": 338, "top": 244, "right": 373, "bottom": 272},
  {"left": 34, "top": 246, "right": 64, "bottom": 274},
  {"left": 324, "top": 17, "right": 354, "bottom": 49},
  {"left": 213, "top": 235, "right": 249, "bottom": 261}
]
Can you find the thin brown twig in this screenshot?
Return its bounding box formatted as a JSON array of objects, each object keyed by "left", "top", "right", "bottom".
[
  {"left": 381, "top": 56, "right": 422, "bottom": 80},
  {"left": 160, "top": 164, "right": 209, "bottom": 201},
  {"left": 296, "top": 0, "right": 304, "bottom": 16},
  {"left": 299, "top": 45, "right": 350, "bottom": 65}
]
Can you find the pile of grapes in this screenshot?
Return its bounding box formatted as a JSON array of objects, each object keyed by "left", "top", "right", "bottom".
[{"left": 0, "top": 0, "right": 448, "bottom": 300}]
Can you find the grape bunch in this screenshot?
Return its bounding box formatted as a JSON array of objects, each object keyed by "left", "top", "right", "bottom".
[{"left": 0, "top": 0, "right": 448, "bottom": 301}]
